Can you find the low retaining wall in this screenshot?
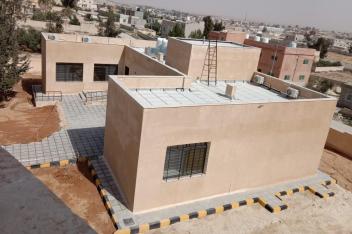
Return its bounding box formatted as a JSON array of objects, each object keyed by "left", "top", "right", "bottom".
[
  {"left": 314, "top": 66, "right": 344, "bottom": 72},
  {"left": 326, "top": 127, "right": 352, "bottom": 159}
]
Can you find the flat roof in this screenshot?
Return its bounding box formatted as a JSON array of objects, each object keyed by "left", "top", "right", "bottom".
[
  {"left": 180, "top": 38, "right": 246, "bottom": 48},
  {"left": 127, "top": 80, "right": 289, "bottom": 108}
]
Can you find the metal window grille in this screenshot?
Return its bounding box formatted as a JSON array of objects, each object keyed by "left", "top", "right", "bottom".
[
  {"left": 94, "top": 64, "right": 118, "bottom": 81},
  {"left": 56, "top": 63, "right": 83, "bottom": 82},
  {"left": 163, "top": 142, "right": 208, "bottom": 181}
]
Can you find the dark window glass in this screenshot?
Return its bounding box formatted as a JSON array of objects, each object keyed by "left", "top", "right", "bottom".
[
  {"left": 56, "top": 63, "right": 83, "bottom": 82},
  {"left": 284, "top": 75, "right": 291, "bottom": 80},
  {"left": 303, "top": 59, "right": 309, "bottom": 64},
  {"left": 163, "top": 143, "right": 208, "bottom": 181},
  {"left": 125, "top": 66, "right": 130, "bottom": 75},
  {"left": 258, "top": 68, "right": 262, "bottom": 72},
  {"left": 94, "top": 64, "right": 118, "bottom": 81},
  {"left": 299, "top": 75, "right": 305, "bottom": 80}
]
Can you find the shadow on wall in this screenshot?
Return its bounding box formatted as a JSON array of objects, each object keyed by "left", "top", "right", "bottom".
[
  {"left": 66, "top": 127, "right": 105, "bottom": 159},
  {"left": 0, "top": 147, "right": 97, "bottom": 234}
]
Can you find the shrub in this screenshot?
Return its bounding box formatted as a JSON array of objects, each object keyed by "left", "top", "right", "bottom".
[
  {"left": 316, "top": 60, "right": 343, "bottom": 67},
  {"left": 69, "top": 15, "right": 80, "bottom": 25},
  {"left": 17, "top": 27, "right": 42, "bottom": 53},
  {"left": 32, "top": 9, "right": 60, "bottom": 21}
]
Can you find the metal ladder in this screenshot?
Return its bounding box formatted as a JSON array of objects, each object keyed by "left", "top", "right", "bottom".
[{"left": 201, "top": 40, "right": 218, "bottom": 86}]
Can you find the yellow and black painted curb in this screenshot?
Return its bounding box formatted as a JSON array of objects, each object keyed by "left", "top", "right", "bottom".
[
  {"left": 275, "top": 179, "right": 336, "bottom": 200},
  {"left": 25, "top": 157, "right": 88, "bottom": 170},
  {"left": 114, "top": 178, "right": 337, "bottom": 234},
  {"left": 115, "top": 197, "right": 260, "bottom": 234},
  {"left": 87, "top": 160, "right": 119, "bottom": 229}
]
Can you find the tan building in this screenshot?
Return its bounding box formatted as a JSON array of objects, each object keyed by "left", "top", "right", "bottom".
[
  {"left": 208, "top": 31, "right": 247, "bottom": 44},
  {"left": 41, "top": 33, "right": 158, "bottom": 93},
  {"left": 166, "top": 38, "right": 261, "bottom": 81},
  {"left": 105, "top": 72, "right": 336, "bottom": 213},
  {"left": 244, "top": 39, "right": 316, "bottom": 85}
]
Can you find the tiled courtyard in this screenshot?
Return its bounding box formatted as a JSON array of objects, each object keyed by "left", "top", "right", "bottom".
[{"left": 0, "top": 94, "right": 337, "bottom": 233}]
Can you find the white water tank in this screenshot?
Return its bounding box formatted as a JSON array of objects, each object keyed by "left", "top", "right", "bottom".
[
  {"left": 289, "top": 41, "right": 297, "bottom": 48},
  {"left": 245, "top": 34, "right": 250, "bottom": 39},
  {"left": 261, "top": 37, "right": 270, "bottom": 43},
  {"left": 255, "top": 36, "right": 261, "bottom": 42},
  {"left": 156, "top": 38, "right": 163, "bottom": 48}
]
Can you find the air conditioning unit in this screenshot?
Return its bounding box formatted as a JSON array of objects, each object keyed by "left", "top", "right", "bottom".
[
  {"left": 82, "top": 36, "right": 92, "bottom": 43},
  {"left": 286, "top": 87, "right": 299, "bottom": 99},
  {"left": 253, "top": 75, "right": 265, "bottom": 85},
  {"left": 47, "top": 34, "right": 57, "bottom": 40},
  {"left": 225, "top": 84, "right": 236, "bottom": 100}
]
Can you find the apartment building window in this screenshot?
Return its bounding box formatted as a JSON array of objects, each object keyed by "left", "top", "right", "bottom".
[
  {"left": 303, "top": 59, "right": 309, "bottom": 64},
  {"left": 163, "top": 142, "right": 209, "bottom": 181},
  {"left": 284, "top": 75, "right": 291, "bottom": 80},
  {"left": 125, "top": 66, "right": 130, "bottom": 75},
  {"left": 271, "top": 55, "right": 278, "bottom": 61},
  {"left": 94, "top": 64, "right": 118, "bottom": 81},
  {"left": 56, "top": 63, "right": 83, "bottom": 82},
  {"left": 346, "top": 94, "right": 352, "bottom": 102},
  {"left": 299, "top": 75, "right": 305, "bottom": 81},
  {"left": 258, "top": 68, "right": 262, "bottom": 72}
]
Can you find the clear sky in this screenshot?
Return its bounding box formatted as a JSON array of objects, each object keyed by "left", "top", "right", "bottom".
[{"left": 114, "top": 0, "right": 351, "bottom": 33}]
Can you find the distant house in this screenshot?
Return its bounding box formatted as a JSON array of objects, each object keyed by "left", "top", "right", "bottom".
[
  {"left": 244, "top": 38, "right": 316, "bottom": 85},
  {"left": 160, "top": 19, "right": 204, "bottom": 38},
  {"left": 208, "top": 31, "right": 247, "bottom": 44},
  {"left": 77, "top": 0, "right": 97, "bottom": 11}
]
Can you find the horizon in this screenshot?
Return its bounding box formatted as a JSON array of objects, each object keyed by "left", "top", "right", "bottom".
[{"left": 113, "top": 0, "right": 352, "bottom": 33}]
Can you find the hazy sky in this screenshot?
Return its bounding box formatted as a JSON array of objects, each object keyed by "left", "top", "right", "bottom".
[{"left": 114, "top": 0, "right": 352, "bottom": 33}]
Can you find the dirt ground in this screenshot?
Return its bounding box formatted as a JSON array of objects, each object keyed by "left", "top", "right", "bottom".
[
  {"left": 31, "top": 162, "right": 116, "bottom": 234},
  {"left": 319, "top": 149, "right": 352, "bottom": 192},
  {"left": 148, "top": 185, "right": 352, "bottom": 234},
  {"left": 327, "top": 52, "right": 352, "bottom": 64},
  {"left": 0, "top": 79, "right": 61, "bottom": 145}
]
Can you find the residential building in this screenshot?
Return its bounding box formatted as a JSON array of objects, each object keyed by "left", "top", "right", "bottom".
[
  {"left": 105, "top": 49, "right": 336, "bottom": 212},
  {"left": 160, "top": 19, "right": 204, "bottom": 38},
  {"left": 208, "top": 31, "right": 248, "bottom": 44},
  {"left": 41, "top": 33, "right": 156, "bottom": 93},
  {"left": 77, "top": 0, "right": 97, "bottom": 11},
  {"left": 165, "top": 38, "right": 261, "bottom": 81},
  {"left": 244, "top": 38, "right": 316, "bottom": 85}
]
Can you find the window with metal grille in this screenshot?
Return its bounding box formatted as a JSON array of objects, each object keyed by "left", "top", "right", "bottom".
[
  {"left": 163, "top": 142, "right": 209, "bottom": 181},
  {"left": 94, "top": 64, "right": 118, "bottom": 81},
  {"left": 303, "top": 59, "right": 309, "bottom": 64},
  {"left": 299, "top": 75, "right": 305, "bottom": 81},
  {"left": 284, "top": 75, "right": 291, "bottom": 80},
  {"left": 56, "top": 63, "right": 83, "bottom": 82}
]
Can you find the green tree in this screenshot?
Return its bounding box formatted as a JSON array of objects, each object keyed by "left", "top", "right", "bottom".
[
  {"left": 213, "top": 21, "right": 225, "bottom": 31},
  {"left": 17, "top": 27, "right": 42, "bottom": 53},
  {"left": 189, "top": 29, "right": 203, "bottom": 39},
  {"left": 61, "top": 0, "right": 77, "bottom": 8},
  {"left": 69, "top": 15, "right": 80, "bottom": 25},
  {"left": 0, "top": 0, "right": 30, "bottom": 101},
  {"left": 203, "top": 16, "right": 214, "bottom": 39},
  {"left": 168, "top": 23, "right": 185, "bottom": 37},
  {"left": 46, "top": 15, "right": 64, "bottom": 33},
  {"left": 349, "top": 45, "right": 352, "bottom": 54},
  {"left": 308, "top": 37, "right": 332, "bottom": 59},
  {"left": 262, "top": 26, "right": 268, "bottom": 33},
  {"left": 97, "top": 7, "right": 120, "bottom": 37},
  {"left": 84, "top": 13, "right": 93, "bottom": 21},
  {"left": 146, "top": 21, "right": 161, "bottom": 34}
]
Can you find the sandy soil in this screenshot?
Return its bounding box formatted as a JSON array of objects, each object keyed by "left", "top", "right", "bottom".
[
  {"left": 0, "top": 79, "right": 60, "bottom": 145},
  {"left": 148, "top": 185, "right": 352, "bottom": 234},
  {"left": 31, "top": 162, "right": 116, "bottom": 234},
  {"left": 319, "top": 149, "right": 352, "bottom": 192},
  {"left": 327, "top": 52, "right": 352, "bottom": 64}
]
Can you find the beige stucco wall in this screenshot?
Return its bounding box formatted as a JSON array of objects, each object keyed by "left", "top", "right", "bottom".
[
  {"left": 42, "top": 33, "right": 157, "bottom": 93},
  {"left": 104, "top": 79, "right": 144, "bottom": 210},
  {"left": 326, "top": 128, "right": 352, "bottom": 159},
  {"left": 43, "top": 39, "right": 124, "bottom": 93},
  {"left": 166, "top": 38, "right": 261, "bottom": 81},
  {"left": 105, "top": 78, "right": 336, "bottom": 213},
  {"left": 122, "top": 47, "right": 182, "bottom": 76}
]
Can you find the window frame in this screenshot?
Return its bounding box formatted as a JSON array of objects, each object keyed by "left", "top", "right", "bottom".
[
  {"left": 284, "top": 75, "right": 291, "bottom": 80},
  {"left": 163, "top": 142, "right": 209, "bottom": 181},
  {"left": 93, "top": 64, "right": 118, "bottom": 82},
  {"left": 303, "top": 59, "right": 309, "bottom": 65},
  {"left": 299, "top": 75, "right": 305, "bottom": 81},
  {"left": 56, "top": 63, "right": 83, "bottom": 82}
]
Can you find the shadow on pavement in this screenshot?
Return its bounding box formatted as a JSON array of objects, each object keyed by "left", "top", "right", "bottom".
[{"left": 0, "top": 147, "right": 97, "bottom": 234}]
